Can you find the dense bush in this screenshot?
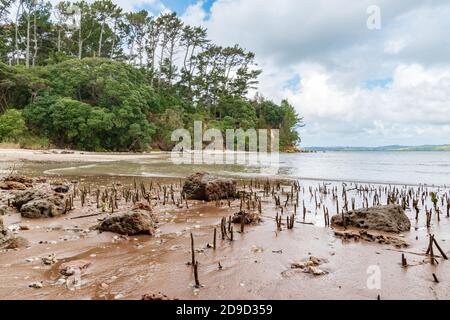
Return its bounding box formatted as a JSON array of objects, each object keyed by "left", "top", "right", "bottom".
[
  {"left": 0, "top": 109, "right": 26, "bottom": 142},
  {"left": 0, "top": 4, "right": 302, "bottom": 152}
]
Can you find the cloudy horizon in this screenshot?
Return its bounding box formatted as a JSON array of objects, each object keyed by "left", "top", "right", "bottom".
[{"left": 47, "top": 0, "right": 450, "bottom": 147}]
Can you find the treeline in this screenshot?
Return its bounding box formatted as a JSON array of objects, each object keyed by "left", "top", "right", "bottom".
[{"left": 0, "top": 0, "right": 302, "bottom": 151}]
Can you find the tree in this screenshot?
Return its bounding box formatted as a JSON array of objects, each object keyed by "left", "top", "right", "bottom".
[
  {"left": 91, "top": 0, "right": 121, "bottom": 58},
  {"left": 0, "top": 4, "right": 303, "bottom": 152},
  {"left": 0, "top": 108, "right": 26, "bottom": 142},
  {"left": 123, "top": 10, "right": 149, "bottom": 66},
  {"left": 279, "top": 100, "right": 302, "bottom": 148}
]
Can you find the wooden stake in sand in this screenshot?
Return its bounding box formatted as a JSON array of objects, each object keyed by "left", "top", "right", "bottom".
[
  {"left": 190, "top": 232, "right": 195, "bottom": 266},
  {"left": 432, "top": 273, "right": 439, "bottom": 283},
  {"left": 401, "top": 254, "right": 407, "bottom": 268},
  {"left": 432, "top": 235, "right": 448, "bottom": 260},
  {"left": 213, "top": 228, "right": 217, "bottom": 250},
  {"left": 193, "top": 261, "right": 201, "bottom": 288}
]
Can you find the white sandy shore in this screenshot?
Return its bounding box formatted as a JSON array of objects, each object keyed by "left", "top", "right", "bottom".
[
  {"left": 0, "top": 148, "right": 168, "bottom": 163},
  {"left": 0, "top": 148, "right": 270, "bottom": 164}
]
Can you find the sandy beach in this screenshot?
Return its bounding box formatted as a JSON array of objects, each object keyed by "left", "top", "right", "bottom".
[{"left": 1, "top": 150, "right": 450, "bottom": 300}]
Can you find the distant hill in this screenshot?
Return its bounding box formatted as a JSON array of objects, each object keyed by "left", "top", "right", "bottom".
[{"left": 303, "top": 145, "right": 450, "bottom": 152}]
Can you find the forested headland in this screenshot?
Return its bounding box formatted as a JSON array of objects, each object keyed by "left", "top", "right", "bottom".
[{"left": 0, "top": 0, "right": 302, "bottom": 152}]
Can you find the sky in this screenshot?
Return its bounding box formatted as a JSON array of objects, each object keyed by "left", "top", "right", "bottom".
[{"left": 66, "top": 0, "right": 450, "bottom": 147}]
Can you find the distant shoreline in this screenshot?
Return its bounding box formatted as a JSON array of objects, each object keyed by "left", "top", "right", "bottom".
[{"left": 303, "top": 145, "right": 450, "bottom": 152}]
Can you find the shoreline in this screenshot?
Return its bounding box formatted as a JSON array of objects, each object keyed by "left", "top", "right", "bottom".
[{"left": 1, "top": 148, "right": 448, "bottom": 188}]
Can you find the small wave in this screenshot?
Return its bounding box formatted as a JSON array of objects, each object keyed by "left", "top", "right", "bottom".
[{"left": 43, "top": 164, "right": 98, "bottom": 175}]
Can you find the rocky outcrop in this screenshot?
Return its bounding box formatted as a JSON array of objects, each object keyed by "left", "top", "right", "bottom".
[
  {"left": 97, "top": 211, "right": 157, "bottom": 236},
  {"left": 1, "top": 236, "right": 29, "bottom": 249},
  {"left": 232, "top": 210, "right": 262, "bottom": 224},
  {"left": 331, "top": 204, "right": 411, "bottom": 233},
  {"left": 12, "top": 189, "right": 67, "bottom": 218},
  {"left": 0, "top": 181, "right": 27, "bottom": 190},
  {"left": 182, "top": 172, "right": 236, "bottom": 201},
  {"left": 0, "top": 176, "right": 33, "bottom": 190}
]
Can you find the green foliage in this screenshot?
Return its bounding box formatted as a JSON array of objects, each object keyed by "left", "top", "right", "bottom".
[
  {"left": 153, "top": 107, "right": 185, "bottom": 150},
  {"left": 0, "top": 2, "right": 303, "bottom": 152},
  {"left": 279, "top": 100, "right": 302, "bottom": 148},
  {"left": 0, "top": 109, "right": 26, "bottom": 142},
  {"left": 18, "top": 134, "right": 50, "bottom": 150}
]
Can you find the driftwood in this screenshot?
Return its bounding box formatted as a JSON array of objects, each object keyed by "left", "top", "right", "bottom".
[{"left": 70, "top": 213, "right": 104, "bottom": 220}]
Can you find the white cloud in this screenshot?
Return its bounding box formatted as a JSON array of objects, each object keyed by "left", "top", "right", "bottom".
[
  {"left": 45, "top": 0, "right": 167, "bottom": 14},
  {"left": 181, "top": 1, "right": 207, "bottom": 26},
  {"left": 283, "top": 64, "right": 450, "bottom": 146},
  {"left": 182, "top": 0, "right": 450, "bottom": 146}
]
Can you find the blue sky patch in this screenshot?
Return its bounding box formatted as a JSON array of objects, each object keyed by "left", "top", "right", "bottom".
[
  {"left": 285, "top": 74, "right": 301, "bottom": 91},
  {"left": 364, "top": 77, "right": 393, "bottom": 90},
  {"left": 137, "top": 0, "right": 215, "bottom": 16}
]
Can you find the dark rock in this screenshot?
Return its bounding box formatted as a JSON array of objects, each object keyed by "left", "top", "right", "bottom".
[
  {"left": 52, "top": 185, "right": 70, "bottom": 193},
  {"left": 0, "top": 218, "right": 7, "bottom": 243},
  {"left": 182, "top": 172, "right": 236, "bottom": 201},
  {"left": 331, "top": 204, "right": 410, "bottom": 233},
  {"left": 232, "top": 210, "right": 262, "bottom": 224},
  {"left": 59, "top": 260, "right": 92, "bottom": 276},
  {"left": 142, "top": 292, "right": 176, "bottom": 300},
  {"left": 97, "top": 211, "right": 157, "bottom": 236},
  {"left": 12, "top": 189, "right": 67, "bottom": 218}
]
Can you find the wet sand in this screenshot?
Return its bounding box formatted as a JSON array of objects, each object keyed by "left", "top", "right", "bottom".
[
  {"left": 1, "top": 177, "right": 449, "bottom": 300},
  {"left": 1, "top": 150, "right": 450, "bottom": 300}
]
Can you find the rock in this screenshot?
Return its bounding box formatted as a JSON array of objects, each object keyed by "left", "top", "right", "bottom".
[
  {"left": 0, "top": 218, "right": 7, "bottom": 243},
  {"left": 34, "top": 177, "right": 47, "bottom": 183},
  {"left": 1, "top": 236, "right": 29, "bottom": 249},
  {"left": 141, "top": 292, "right": 176, "bottom": 300},
  {"left": 232, "top": 210, "right": 262, "bottom": 224},
  {"left": 47, "top": 223, "right": 63, "bottom": 231},
  {"left": 308, "top": 266, "right": 328, "bottom": 276},
  {"left": 291, "top": 256, "right": 325, "bottom": 269},
  {"left": 20, "top": 199, "right": 63, "bottom": 218},
  {"left": 290, "top": 256, "right": 328, "bottom": 276},
  {"left": 331, "top": 205, "right": 410, "bottom": 233},
  {"left": 52, "top": 185, "right": 69, "bottom": 194},
  {"left": 42, "top": 253, "right": 57, "bottom": 265},
  {"left": 12, "top": 189, "right": 67, "bottom": 218},
  {"left": 0, "top": 181, "right": 27, "bottom": 190},
  {"left": 334, "top": 229, "right": 408, "bottom": 247},
  {"left": 5, "top": 175, "right": 33, "bottom": 184},
  {"left": 0, "top": 175, "right": 34, "bottom": 190},
  {"left": 29, "top": 281, "right": 43, "bottom": 289},
  {"left": 59, "top": 260, "right": 92, "bottom": 276},
  {"left": 133, "top": 202, "right": 152, "bottom": 212},
  {"left": 182, "top": 172, "right": 237, "bottom": 201},
  {"left": 97, "top": 211, "right": 157, "bottom": 236}
]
